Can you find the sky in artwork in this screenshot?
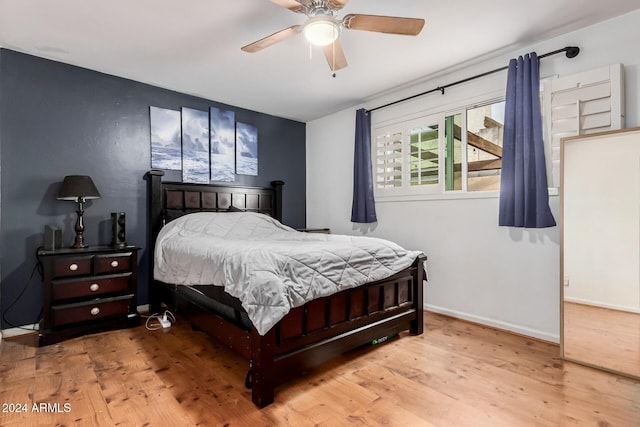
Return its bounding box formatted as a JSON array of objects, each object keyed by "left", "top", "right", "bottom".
[
  {"left": 181, "top": 107, "right": 209, "bottom": 152},
  {"left": 210, "top": 107, "right": 235, "bottom": 156},
  {"left": 150, "top": 106, "right": 180, "bottom": 148},
  {"left": 236, "top": 122, "right": 257, "bottom": 158}
]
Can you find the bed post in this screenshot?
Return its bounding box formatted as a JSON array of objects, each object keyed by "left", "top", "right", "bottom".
[
  {"left": 250, "top": 327, "right": 276, "bottom": 407},
  {"left": 411, "top": 254, "right": 427, "bottom": 335},
  {"left": 144, "top": 169, "right": 165, "bottom": 312},
  {"left": 270, "top": 180, "right": 284, "bottom": 223}
]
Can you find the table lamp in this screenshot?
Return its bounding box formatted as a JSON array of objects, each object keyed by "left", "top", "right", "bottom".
[{"left": 57, "top": 175, "right": 101, "bottom": 248}]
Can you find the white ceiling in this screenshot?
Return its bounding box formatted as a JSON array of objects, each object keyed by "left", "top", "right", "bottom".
[{"left": 0, "top": 0, "right": 638, "bottom": 122}]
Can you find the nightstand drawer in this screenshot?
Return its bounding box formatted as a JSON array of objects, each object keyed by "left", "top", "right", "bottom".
[
  {"left": 53, "top": 255, "right": 93, "bottom": 278},
  {"left": 94, "top": 252, "right": 132, "bottom": 274},
  {"left": 52, "top": 273, "right": 132, "bottom": 301},
  {"left": 51, "top": 296, "right": 133, "bottom": 327}
]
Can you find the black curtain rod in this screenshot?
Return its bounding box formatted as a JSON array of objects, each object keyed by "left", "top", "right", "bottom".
[{"left": 367, "top": 46, "right": 580, "bottom": 114}]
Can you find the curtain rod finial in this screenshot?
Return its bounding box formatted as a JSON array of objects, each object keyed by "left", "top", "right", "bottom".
[{"left": 565, "top": 46, "right": 580, "bottom": 58}]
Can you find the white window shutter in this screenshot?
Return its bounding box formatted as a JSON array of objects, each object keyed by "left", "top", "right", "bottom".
[
  {"left": 375, "top": 130, "right": 403, "bottom": 189},
  {"left": 543, "top": 64, "right": 625, "bottom": 187}
]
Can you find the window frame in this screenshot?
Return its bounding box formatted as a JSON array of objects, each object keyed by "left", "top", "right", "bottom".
[
  {"left": 442, "top": 108, "right": 467, "bottom": 194},
  {"left": 373, "top": 94, "right": 506, "bottom": 201}
]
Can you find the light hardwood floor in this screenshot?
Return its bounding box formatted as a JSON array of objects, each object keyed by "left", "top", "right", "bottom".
[
  {"left": 564, "top": 301, "right": 640, "bottom": 379},
  {"left": 1, "top": 312, "right": 639, "bottom": 426}
]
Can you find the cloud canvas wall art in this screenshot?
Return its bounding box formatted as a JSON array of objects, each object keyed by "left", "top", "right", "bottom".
[
  {"left": 236, "top": 122, "right": 258, "bottom": 176},
  {"left": 210, "top": 107, "right": 235, "bottom": 182},
  {"left": 181, "top": 107, "right": 210, "bottom": 183},
  {"left": 150, "top": 106, "right": 181, "bottom": 170}
]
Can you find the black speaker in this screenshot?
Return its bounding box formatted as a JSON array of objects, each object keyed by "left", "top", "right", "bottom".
[
  {"left": 111, "top": 212, "right": 127, "bottom": 248},
  {"left": 44, "top": 225, "right": 62, "bottom": 251}
]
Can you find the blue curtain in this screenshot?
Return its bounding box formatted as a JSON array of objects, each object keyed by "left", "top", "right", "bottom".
[
  {"left": 351, "top": 108, "right": 377, "bottom": 223},
  {"left": 498, "top": 52, "right": 556, "bottom": 228}
]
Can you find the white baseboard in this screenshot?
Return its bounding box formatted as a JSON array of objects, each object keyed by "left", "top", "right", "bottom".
[
  {"left": 425, "top": 304, "right": 560, "bottom": 344},
  {"left": 1, "top": 323, "right": 39, "bottom": 338},
  {"left": 564, "top": 297, "right": 640, "bottom": 314}
]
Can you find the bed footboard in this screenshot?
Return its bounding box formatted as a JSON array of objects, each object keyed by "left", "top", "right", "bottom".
[{"left": 249, "top": 254, "right": 426, "bottom": 407}]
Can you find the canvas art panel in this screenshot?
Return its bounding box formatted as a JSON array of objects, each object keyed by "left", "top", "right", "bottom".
[
  {"left": 210, "top": 107, "right": 236, "bottom": 182},
  {"left": 236, "top": 122, "right": 258, "bottom": 176},
  {"left": 181, "top": 107, "right": 210, "bottom": 183},
  {"left": 150, "top": 106, "right": 181, "bottom": 170}
]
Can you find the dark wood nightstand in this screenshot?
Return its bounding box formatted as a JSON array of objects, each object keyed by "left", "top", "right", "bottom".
[{"left": 37, "top": 245, "right": 140, "bottom": 346}]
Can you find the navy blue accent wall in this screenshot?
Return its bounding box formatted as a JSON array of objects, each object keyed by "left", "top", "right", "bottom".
[{"left": 0, "top": 49, "right": 306, "bottom": 329}]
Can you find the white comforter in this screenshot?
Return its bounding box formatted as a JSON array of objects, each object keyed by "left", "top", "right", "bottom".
[{"left": 154, "top": 212, "right": 422, "bottom": 335}]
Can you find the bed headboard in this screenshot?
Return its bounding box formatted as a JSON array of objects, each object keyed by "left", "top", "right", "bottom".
[{"left": 144, "top": 170, "right": 284, "bottom": 275}]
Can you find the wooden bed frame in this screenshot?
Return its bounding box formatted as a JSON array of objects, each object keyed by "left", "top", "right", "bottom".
[{"left": 145, "top": 170, "right": 426, "bottom": 407}]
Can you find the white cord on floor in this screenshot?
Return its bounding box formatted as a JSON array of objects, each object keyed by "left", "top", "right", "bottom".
[{"left": 144, "top": 310, "right": 176, "bottom": 331}]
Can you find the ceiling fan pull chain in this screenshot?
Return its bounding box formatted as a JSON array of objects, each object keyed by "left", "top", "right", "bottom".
[{"left": 331, "top": 42, "right": 337, "bottom": 77}]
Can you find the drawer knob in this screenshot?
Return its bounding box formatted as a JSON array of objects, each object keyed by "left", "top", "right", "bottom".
[
  {"left": 110, "top": 260, "right": 119, "bottom": 268},
  {"left": 69, "top": 263, "right": 78, "bottom": 271},
  {"left": 89, "top": 283, "right": 100, "bottom": 292},
  {"left": 90, "top": 307, "right": 100, "bottom": 316}
]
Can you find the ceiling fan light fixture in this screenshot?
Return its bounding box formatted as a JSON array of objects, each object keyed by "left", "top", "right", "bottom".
[{"left": 303, "top": 17, "right": 340, "bottom": 46}]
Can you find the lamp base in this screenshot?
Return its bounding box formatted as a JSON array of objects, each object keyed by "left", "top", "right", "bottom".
[
  {"left": 71, "top": 233, "right": 87, "bottom": 249},
  {"left": 71, "top": 201, "right": 88, "bottom": 249}
]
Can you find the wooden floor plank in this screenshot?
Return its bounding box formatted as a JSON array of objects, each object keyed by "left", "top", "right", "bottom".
[
  {"left": 346, "top": 398, "right": 440, "bottom": 427},
  {"left": 0, "top": 312, "right": 638, "bottom": 426}
]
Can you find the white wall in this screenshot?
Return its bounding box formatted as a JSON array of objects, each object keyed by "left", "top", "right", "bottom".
[{"left": 306, "top": 10, "right": 640, "bottom": 343}]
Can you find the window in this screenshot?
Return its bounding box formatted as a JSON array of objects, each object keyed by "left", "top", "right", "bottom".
[
  {"left": 373, "top": 63, "right": 624, "bottom": 199},
  {"left": 374, "top": 100, "right": 505, "bottom": 197}
]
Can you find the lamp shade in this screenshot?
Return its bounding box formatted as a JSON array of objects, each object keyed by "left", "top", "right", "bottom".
[
  {"left": 57, "top": 175, "right": 101, "bottom": 201},
  {"left": 303, "top": 17, "right": 340, "bottom": 46}
]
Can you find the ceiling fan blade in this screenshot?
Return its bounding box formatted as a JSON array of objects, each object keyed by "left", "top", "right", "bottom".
[
  {"left": 269, "top": 0, "right": 305, "bottom": 13},
  {"left": 343, "top": 14, "right": 425, "bottom": 36},
  {"left": 327, "top": 0, "right": 350, "bottom": 9},
  {"left": 323, "top": 40, "right": 348, "bottom": 71},
  {"left": 241, "top": 25, "right": 301, "bottom": 53}
]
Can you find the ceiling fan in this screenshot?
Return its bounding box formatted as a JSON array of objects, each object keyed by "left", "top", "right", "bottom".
[{"left": 241, "top": 0, "right": 425, "bottom": 71}]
